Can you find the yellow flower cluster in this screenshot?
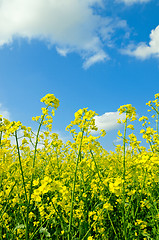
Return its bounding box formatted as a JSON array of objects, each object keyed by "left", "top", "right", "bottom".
[
  {"left": 118, "top": 104, "right": 136, "bottom": 121},
  {"left": 40, "top": 93, "right": 60, "bottom": 109},
  {"left": 0, "top": 93, "right": 158, "bottom": 239}
]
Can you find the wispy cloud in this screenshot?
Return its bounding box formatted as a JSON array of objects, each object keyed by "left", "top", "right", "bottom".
[
  {"left": 0, "top": 103, "right": 10, "bottom": 120},
  {"left": 93, "top": 111, "right": 126, "bottom": 134},
  {"left": 116, "top": 0, "right": 151, "bottom": 5},
  {"left": 122, "top": 25, "right": 159, "bottom": 59},
  {"left": 83, "top": 51, "right": 109, "bottom": 69},
  {"left": 0, "top": 0, "right": 126, "bottom": 68}
]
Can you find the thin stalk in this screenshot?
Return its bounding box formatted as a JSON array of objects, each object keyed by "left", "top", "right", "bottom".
[
  {"left": 129, "top": 168, "right": 147, "bottom": 228},
  {"left": 0, "top": 131, "right": 2, "bottom": 146},
  {"left": 90, "top": 150, "right": 103, "bottom": 181},
  {"left": 56, "top": 148, "right": 61, "bottom": 180},
  {"left": 0, "top": 131, "right": 3, "bottom": 189},
  {"left": 107, "top": 210, "right": 118, "bottom": 239},
  {"left": 15, "top": 130, "right": 29, "bottom": 240},
  {"left": 156, "top": 110, "right": 159, "bottom": 134},
  {"left": 30, "top": 211, "right": 54, "bottom": 240},
  {"left": 68, "top": 129, "right": 84, "bottom": 240},
  {"left": 151, "top": 104, "right": 159, "bottom": 134},
  {"left": 15, "top": 131, "right": 28, "bottom": 204},
  {"left": 122, "top": 119, "right": 127, "bottom": 240},
  {"left": 25, "top": 112, "right": 46, "bottom": 240},
  {"left": 81, "top": 204, "right": 118, "bottom": 240},
  {"left": 0, "top": 130, "right": 4, "bottom": 239},
  {"left": 81, "top": 211, "right": 101, "bottom": 240},
  {"left": 0, "top": 181, "right": 16, "bottom": 219}
]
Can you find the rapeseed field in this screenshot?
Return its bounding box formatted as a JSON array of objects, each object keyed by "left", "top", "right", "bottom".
[{"left": 0, "top": 93, "right": 158, "bottom": 239}]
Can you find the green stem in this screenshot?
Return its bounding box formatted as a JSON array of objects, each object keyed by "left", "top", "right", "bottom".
[
  {"left": 90, "top": 150, "right": 103, "bottom": 181},
  {"left": 0, "top": 131, "right": 2, "bottom": 146},
  {"left": 56, "top": 148, "right": 61, "bottom": 180},
  {"left": 156, "top": 111, "right": 158, "bottom": 134},
  {"left": 122, "top": 119, "right": 127, "bottom": 240},
  {"left": 81, "top": 203, "right": 118, "bottom": 240},
  {"left": 15, "top": 131, "right": 29, "bottom": 240},
  {"left": 107, "top": 210, "right": 118, "bottom": 239},
  {"left": 0, "top": 131, "right": 3, "bottom": 189},
  {"left": 15, "top": 131, "right": 28, "bottom": 204},
  {"left": 148, "top": 140, "right": 154, "bottom": 153},
  {"left": 0, "top": 181, "right": 16, "bottom": 219},
  {"left": 25, "top": 112, "right": 46, "bottom": 239},
  {"left": 134, "top": 168, "right": 147, "bottom": 219},
  {"left": 68, "top": 129, "right": 84, "bottom": 240}
]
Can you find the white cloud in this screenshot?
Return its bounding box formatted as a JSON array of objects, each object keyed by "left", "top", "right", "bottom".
[
  {"left": 83, "top": 51, "right": 109, "bottom": 69},
  {"left": 0, "top": 0, "right": 124, "bottom": 68},
  {"left": 123, "top": 25, "right": 159, "bottom": 59},
  {"left": 0, "top": 103, "right": 10, "bottom": 120},
  {"left": 56, "top": 47, "right": 69, "bottom": 57},
  {"left": 117, "top": 0, "right": 151, "bottom": 5},
  {"left": 93, "top": 111, "right": 126, "bottom": 134}
]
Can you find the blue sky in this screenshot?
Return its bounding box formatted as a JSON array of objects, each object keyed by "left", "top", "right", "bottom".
[{"left": 0, "top": 0, "right": 159, "bottom": 150}]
